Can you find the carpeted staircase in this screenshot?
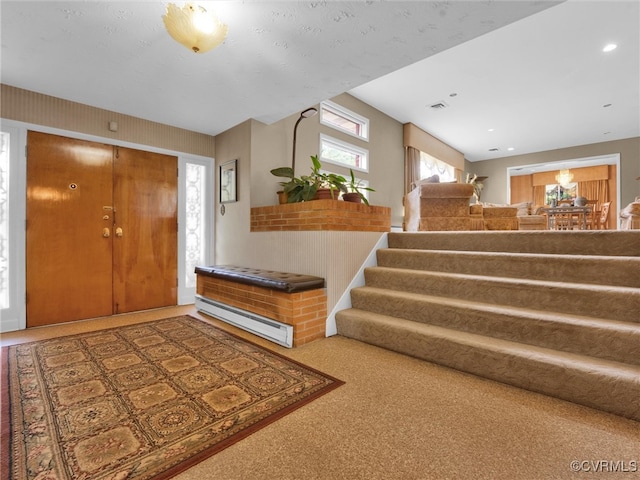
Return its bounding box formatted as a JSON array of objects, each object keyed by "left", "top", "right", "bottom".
[{"left": 335, "top": 230, "right": 640, "bottom": 422}]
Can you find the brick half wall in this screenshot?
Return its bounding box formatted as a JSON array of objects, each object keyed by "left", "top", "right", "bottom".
[{"left": 197, "top": 275, "right": 327, "bottom": 347}]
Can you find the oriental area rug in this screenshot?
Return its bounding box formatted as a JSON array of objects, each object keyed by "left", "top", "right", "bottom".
[{"left": 1, "top": 315, "right": 344, "bottom": 480}]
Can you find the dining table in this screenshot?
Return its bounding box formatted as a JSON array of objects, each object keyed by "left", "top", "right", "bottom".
[{"left": 541, "top": 205, "right": 592, "bottom": 230}]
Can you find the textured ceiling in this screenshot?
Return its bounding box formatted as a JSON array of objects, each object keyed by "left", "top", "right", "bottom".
[{"left": 1, "top": 1, "right": 638, "bottom": 162}]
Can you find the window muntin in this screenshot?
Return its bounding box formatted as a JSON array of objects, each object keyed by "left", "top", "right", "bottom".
[
  {"left": 320, "top": 134, "right": 369, "bottom": 172},
  {"left": 320, "top": 100, "right": 369, "bottom": 141}
]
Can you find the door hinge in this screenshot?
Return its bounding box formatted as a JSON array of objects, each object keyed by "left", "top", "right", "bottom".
[{"left": 115, "top": 146, "right": 120, "bottom": 159}]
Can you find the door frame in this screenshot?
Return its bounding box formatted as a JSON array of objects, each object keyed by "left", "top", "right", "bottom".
[{"left": 0, "top": 119, "right": 215, "bottom": 332}]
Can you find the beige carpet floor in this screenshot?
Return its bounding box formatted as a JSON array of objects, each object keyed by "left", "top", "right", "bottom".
[{"left": 3, "top": 306, "right": 639, "bottom": 480}]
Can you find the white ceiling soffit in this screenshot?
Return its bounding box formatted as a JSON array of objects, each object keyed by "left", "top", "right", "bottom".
[
  {"left": 1, "top": 1, "right": 560, "bottom": 139},
  {"left": 350, "top": 0, "right": 640, "bottom": 162}
]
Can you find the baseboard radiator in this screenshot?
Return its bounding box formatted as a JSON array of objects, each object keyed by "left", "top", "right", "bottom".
[{"left": 195, "top": 294, "right": 294, "bottom": 348}]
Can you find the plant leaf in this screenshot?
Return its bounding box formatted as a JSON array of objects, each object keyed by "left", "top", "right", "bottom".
[{"left": 270, "top": 167, "right": 294, "bottom": 178}]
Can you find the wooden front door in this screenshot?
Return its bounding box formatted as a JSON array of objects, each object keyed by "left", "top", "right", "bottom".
[
  {"left": 112, "top": 146, "right": 177, "bottom": 314},
  {"left": 26, "top": 132, "right": 177, "bottom": 327}
]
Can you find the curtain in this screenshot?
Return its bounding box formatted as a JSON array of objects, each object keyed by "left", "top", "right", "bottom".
[
  {"left": 404, "top": 146, "right": 421, "bottom": 195},
  {"left": 578, "top": 180, "right": 609, "bottom": 209}
]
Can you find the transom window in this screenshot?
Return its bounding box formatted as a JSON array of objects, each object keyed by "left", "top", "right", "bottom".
[
  {"left": 320, "top": 100, "right": 369, "bottom": 141},
  {"left": 320, "top": 134, "right": 369, "bottom": 172}
]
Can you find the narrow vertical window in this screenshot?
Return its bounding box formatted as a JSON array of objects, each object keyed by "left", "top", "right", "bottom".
[
  {"left": 0, "top": 132, "right": 9, "bottom": 308},
  {"left": 184, "top": 162, "right": 206, "bottom": 289}
]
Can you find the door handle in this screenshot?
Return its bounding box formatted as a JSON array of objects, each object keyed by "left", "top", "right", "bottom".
[
  {"left": 115, "top": 227, "right": 123, "bottom": 237},
  {"left": 103, "top": 228, "right": 110, "bottom": 238}
]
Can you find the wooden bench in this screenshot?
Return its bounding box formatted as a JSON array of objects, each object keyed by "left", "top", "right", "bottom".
[{"left": 195, "top": 265, "right": 326, "bottom": 348}]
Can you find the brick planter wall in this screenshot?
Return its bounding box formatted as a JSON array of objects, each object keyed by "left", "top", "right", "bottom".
[
  {"left": 251, "top": 199, "right": 391, "bottom": 232},
  {"left": 197, "top": 275, "right": 327, "bottom": 347}
]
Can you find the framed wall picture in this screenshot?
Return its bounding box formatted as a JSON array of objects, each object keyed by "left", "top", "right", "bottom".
[{"left": 220, "top": 159, "right": 237, "bottom": 203}]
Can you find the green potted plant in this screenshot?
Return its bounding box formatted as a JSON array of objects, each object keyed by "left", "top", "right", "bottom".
[
  {"left": 342, "top": 169, "right": 375, "bottom": 205},
  {"left": 271, "top": 155, "right": 347, "bottom": 202},
  {"left": 270, "top": 166, "right": 314, "bottom": 203},
  {"left": 310, "top": 155, "right": 348, "bottom": 200}
]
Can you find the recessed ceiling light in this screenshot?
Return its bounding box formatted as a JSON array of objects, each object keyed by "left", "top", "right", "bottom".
[
  {"left": 488, "top": 128, "right": 495, "bottom": 132},
  {"left": 507, "top": 147, "right": 515, "bottom": 151},
  {"left": 603, "top": 43, "right": 617, "bottom": 52}
]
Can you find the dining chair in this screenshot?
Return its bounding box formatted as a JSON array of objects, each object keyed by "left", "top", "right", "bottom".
[
  {"left": 599, "top": 202, "right": 611, "bottom": 230},
  {"left": 586, "top": 200, "right": 599, "bottom": 229}
]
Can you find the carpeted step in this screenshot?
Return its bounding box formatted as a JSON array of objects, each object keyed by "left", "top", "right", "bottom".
[
  {"left": 349, "top": 286, "right": 640, "bottom": 365},
  {"left": 388, "top": 230, "right": 640, "bottom": 256},
  {"left": 335, "top": 308, "right": 640, "bottom": 422},
  {"left": 376, "top": 249, "right": 640, "bottom": 288},
  {"left": 363, "top": 266, "right": 640, "bottom": 324}
]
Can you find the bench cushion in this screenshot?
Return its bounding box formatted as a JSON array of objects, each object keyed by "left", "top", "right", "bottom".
[{"left": 195, "top": 265, "right": 325, "bottom": 293}]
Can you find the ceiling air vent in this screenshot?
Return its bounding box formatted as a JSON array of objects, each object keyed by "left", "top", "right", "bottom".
[
  {"left": 429, "top": 101, "right": 449, "bottom": 110},
  {"left": 488, "top": 148, "right": 499, "bottom": 152}
]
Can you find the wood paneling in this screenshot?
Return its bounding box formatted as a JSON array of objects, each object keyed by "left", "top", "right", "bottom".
[{"left": 510, "top": 174, "right": 533, "bottom": 204}]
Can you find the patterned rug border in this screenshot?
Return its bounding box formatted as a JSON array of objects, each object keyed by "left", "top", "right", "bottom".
[{"left": 1, "top": 314, "right": 345, "bottom": 480}]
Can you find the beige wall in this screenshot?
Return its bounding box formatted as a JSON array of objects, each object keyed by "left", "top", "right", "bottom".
[
  {"left": 321, "top": 93, "right": 405, "bottom": 228},
  {"left": 246, "top": 93, "right": 405, "bottom": 226},
  {"left": 465, "top": 137, "right": 640, "bottom": 207},
  {"left": 212, "top": 94, "right": 403, "bottom": 319},
  {"left": 1, "top": 84, "right": 215, "bottom": 157},
  {"left": 213, "top": 120, "right": 253, "bottom": 264}
]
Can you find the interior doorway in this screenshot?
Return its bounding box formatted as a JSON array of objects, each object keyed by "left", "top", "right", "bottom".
[{"left": 26, "top": 131, "right": 178, "bottom": 327}]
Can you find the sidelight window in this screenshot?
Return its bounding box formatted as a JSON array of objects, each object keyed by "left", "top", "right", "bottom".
[{"left": 0, "top": 132, "right": 8, "bottom": 309}]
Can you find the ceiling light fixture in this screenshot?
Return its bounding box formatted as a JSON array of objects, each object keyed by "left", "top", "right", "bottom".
[
  {"left": 602, "top": 43, "right": 617, "bottom": 52},
  {"left": 555, "top": 169, "right": 574, "bottom": 186},
  {"left": 163, "top": 3, "right": 228, "bottom": 54}
]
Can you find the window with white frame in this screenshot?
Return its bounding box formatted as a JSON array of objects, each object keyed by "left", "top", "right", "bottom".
[
  {"left": 320, "top": 100, "right": 369, "bottom": 141},
  {"left": 320, "top": 134, "right": 369, "bottom": 172},
  {"left": 347, "top": 171, "right": 372, "bottom": 201},
  {"left": 0, "top": 132, "right": 9, "bottom": 309}
]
